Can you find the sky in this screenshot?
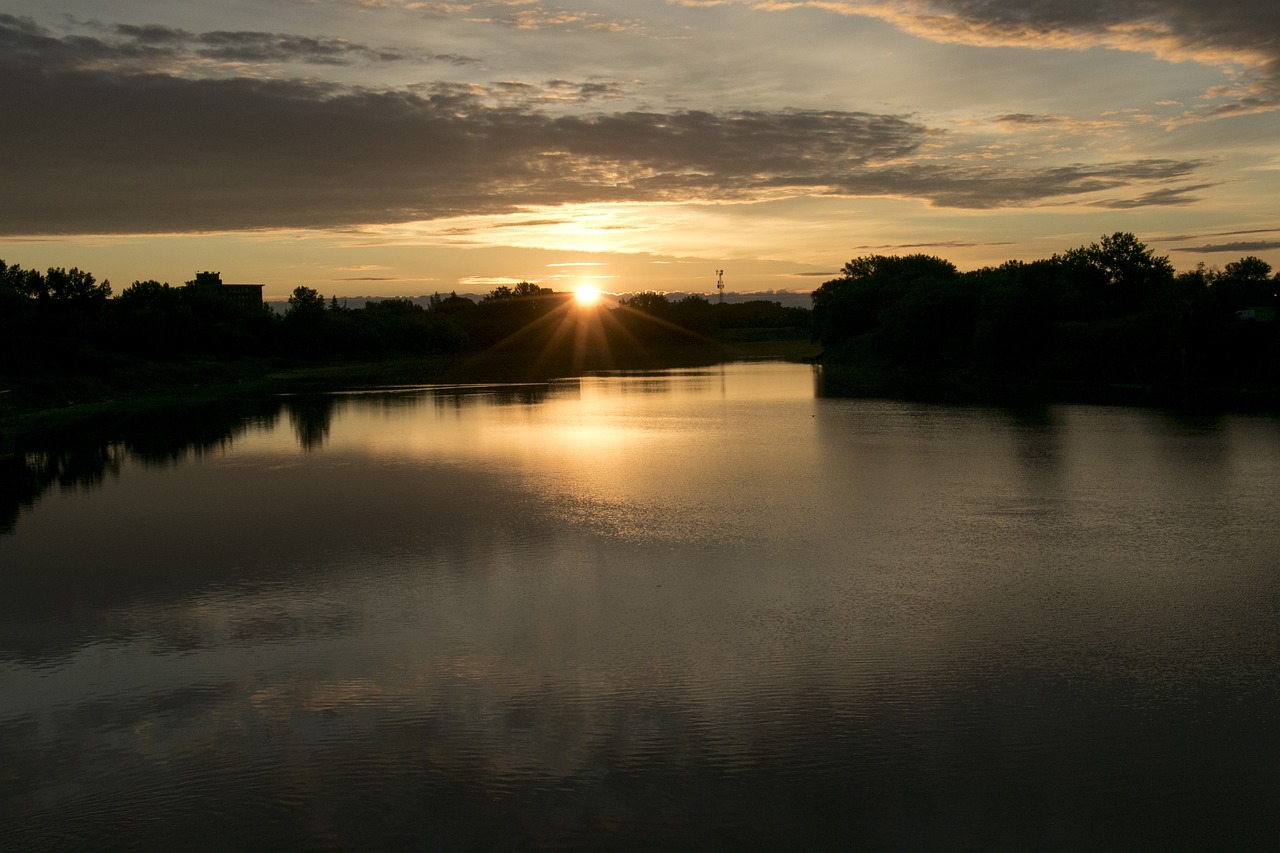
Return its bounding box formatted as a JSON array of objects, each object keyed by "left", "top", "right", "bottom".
[{"left": 2, "top": 0, "right": 1278, "bottom": 301}]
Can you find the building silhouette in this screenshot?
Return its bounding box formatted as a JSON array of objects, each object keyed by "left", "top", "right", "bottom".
[{"left": 192, "top": 271, "right": 263, "bottom": 308}]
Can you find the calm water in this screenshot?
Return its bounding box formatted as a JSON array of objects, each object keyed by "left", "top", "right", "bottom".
[{"left": 2, "top": 362, "right": 1278, "bottom": 850}]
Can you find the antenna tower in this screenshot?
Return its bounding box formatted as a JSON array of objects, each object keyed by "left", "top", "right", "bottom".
[{"left": 716, "top": 269, "right": 725, "bottom": 303}]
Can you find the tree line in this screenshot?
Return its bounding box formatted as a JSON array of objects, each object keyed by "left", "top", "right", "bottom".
[
  {"left": 0, "top": 264, "right": 811, "bottom": 409},
  {"left": 3, "top": 232, "right": 1276, "bottom": 409},
  {"left": 613, "top": 291, "right": 811, "bottom": 343},
  {"left": 812, "top": 233, "right": 1279, "bottom": 398}
]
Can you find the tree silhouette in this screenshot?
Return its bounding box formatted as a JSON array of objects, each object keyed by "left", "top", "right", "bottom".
[
  {"left": 1213, "top": 257, "right": 1275, "bottom": 313},
  {"left": 809, "top": 235, "right": 1276, "bottom": 392},
  {"left": 1057, "top": 231, "right": 1174, "bottom": 315},
  {"left": 483, "top": 281, "right": 552, "bottom": 302},
  {"left": 513, "top": 281, "right": 551, "bottom": 298},
  {"left": 811, "top": 254, "right": 958, "bottom": 352},
  {"left": 286, "top": 286, "right": 326, "bottom": 317},
  {"left": 45, "top": 267, "right": 112, "bottom": 302},
  {"left": 620, "top": 292, "right": 669, "bottom": 314}
]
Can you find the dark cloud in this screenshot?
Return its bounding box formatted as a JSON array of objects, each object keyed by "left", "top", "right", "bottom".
[
  {"left": 1149, "top": 227, "right": 1280, "bottom": 243},
  {"left": 0, "top": 44, "right": 918, "bottom": 233},
  {"left": 918, "top": 0, "right": 1278, "bottom": 51},
  {"left": 1176, "top": 241, "right": 1280, "bottom": 254},
  {"left": 851, "top": 240, "right": 1017, "bottom": 251},
  {"left": 190, "top": 31, "right": 425, "bottom": 65},
  {"left": 0, "top": 14, "right": 475, "bottom": 73},
  {"left": 826, "top": 160, "right": 1206, "bottom": 209},
  {"left": 903, "top": 0, "right": 1280, "bottom": 113},
  {"left": 464, "top": 6, "right": 644, "bottom": 33},
  {"left": 0, "top": 15, "right": 1215, "bottom": 234},
  {"left": 994, "top": 113, "right": 1055, "bottom": 125},
  {"left": 112, "top": 24, "right": 190, "bottom": 45},
  {"left": 423, "top": 79, "right": 630, "bottom": 108},
  {"left": 439, "top": 219, "right": 575, "bottom": 236},
  {"left": 1089, "top": 183, "right": 1214, "bottom": 209},
  {"left": 492, "top": 219, "right": 576, "bottom": 229}
]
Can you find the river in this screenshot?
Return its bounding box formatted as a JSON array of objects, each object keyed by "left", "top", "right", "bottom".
[{"left": 2, "top": 361, "right": 1278, "bottom": 850}]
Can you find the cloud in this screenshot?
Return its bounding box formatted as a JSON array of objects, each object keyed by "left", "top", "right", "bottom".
[
  {"left": 0, "top": 15, "right": 1213, "bottom": 235},
  {"left": 408, "top": 79, "right": 633, "bottom": 109},
  {"left": 1149, "top": 227, "right": 1280, "bottom": 243},
  {"left": 458, "top": 275, "right": 537, "bottom": 287},
  {"left": 994, "top": 113, "right": 1058, "bottom": 126},
  {"left": 829, "top": 159, "right": 1206, "bottom": 209},
  {"left": 687, "top": 0, "right": 1280, "bottom": 117},
  {"left": 1088, "top": 182, "right": 1215, "bottom": 209},
  {"left": 464, "top": 6, "right": 646, "bottom": 33},
  {"left": 352, "top": 0, "right": 646, "bottom": 33},
  {"left": 989, "top": 113, "right": 1123, "bottom": 135},
  {"left": 189, "top": 30, "right": 435, "bottom": 65},
  {"left": 1175, "top": 240, "right": 1280, "bottom": 254},
  {"left": 849, "top": 239, "right": 1017, "bottom": 251},
  {"left": 0, "top": 14, "right": 476, "bottom": 75}
]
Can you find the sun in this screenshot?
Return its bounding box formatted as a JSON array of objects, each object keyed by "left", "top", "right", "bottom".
[{"left": 574, "top": 284, "right": 601, "bottom": 307}]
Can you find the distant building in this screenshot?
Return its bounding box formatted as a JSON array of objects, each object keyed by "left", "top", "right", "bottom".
[
  {"left": 220, "top": 283, "right": 265, "bottom": 308},
  {"left": 191, "top": 271, "right": 264, "bottom": 308}
]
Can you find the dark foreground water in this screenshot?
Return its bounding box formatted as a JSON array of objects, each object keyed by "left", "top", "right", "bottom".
[{"left": 2, "top": 362, "right": 1278, "bottom": 850}]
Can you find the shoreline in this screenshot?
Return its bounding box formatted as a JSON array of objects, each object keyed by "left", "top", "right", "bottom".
[
  {"left": 8, "top": 338, "right": 822, "bottom": 432},
  {"left": 815, "top": 360, "right": 1280, "bottom": 414},
  {"left": 11, "top": 337, "right": 1279, "bottom": 437}
]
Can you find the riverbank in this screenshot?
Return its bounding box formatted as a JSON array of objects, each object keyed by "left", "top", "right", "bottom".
[
  {"left": 8, "top": 337, "right": 822, "bottom": 431},
  {"left": 816, "top": 360, "right": 1280, "bottom": 413},
  {"left": 18, "top": 334, "right": 1275, "bottom": 434}
]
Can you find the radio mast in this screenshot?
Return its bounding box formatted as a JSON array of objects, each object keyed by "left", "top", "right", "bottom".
[{"left": 716, "top": 269, "right": 724, "bottom": 303}]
